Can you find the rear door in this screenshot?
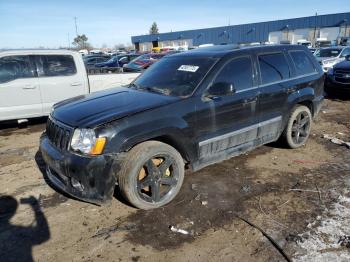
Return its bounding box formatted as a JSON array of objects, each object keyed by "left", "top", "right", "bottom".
[
  {"left": 195, "top": 54, "right": 259, "bottom": 160},
  {"left": 255, "top": 51, "right": 291, "bottom": 141},
  {"left": 0, "top": 55, "right": 41, "bottom": 121},
  {"left": 34, "top": 54, "right": 87, "bottom": 115}
]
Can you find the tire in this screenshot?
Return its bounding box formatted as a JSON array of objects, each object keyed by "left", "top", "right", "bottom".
[
  {"left": 282, "top": 105, "right": 312, "bottom": 149},
  {"left": 118, "top": 141, "right": 185, "bottom": 209}
]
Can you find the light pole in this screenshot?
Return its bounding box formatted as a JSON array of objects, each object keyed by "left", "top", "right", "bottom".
[{"left": 74, "top": 17, "right": 78, "bottom": 37}]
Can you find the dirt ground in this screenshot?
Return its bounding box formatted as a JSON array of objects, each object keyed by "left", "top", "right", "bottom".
[{"left": 1, "top": 96, "right": 350, "bottom": 262}]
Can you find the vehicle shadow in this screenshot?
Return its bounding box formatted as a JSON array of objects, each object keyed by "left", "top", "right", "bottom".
[
  {"left": 0, "top": 195, "right": 50, "bottom": 261},
  {"left": 0, "top": 117, "right": 47, "bottom": 131},
  {"left": 324, "top": 90, "right": 350, "bottom": 101}
]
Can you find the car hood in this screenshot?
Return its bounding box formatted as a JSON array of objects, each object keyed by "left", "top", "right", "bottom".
[
  {"left": 52, "top": 87, "right": 179, "bottom": 128},
  {"left": 333, "top": 59, "right": 350, "bottom": 70},
  {"left": 316, "top": 56, "right": 338, "bottom": 62}
]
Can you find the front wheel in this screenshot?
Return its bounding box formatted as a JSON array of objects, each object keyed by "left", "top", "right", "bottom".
[
  {"left": 118, "top": 141, "right": 185, "bottom": 209},
  {"left": 282, "top": 105, "right": 312, "bottom": 149}
]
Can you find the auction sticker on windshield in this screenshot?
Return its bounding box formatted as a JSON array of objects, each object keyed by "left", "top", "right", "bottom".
[{"left": 178, "top": 65, "right": 199, "bottom": 72}]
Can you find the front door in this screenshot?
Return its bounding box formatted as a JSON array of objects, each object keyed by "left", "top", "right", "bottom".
[
  {"left": 34, "top": 55, "right": 87, "bottom": 115},
  {"left": 0, "top": 55, "right": 41, "bottom": 121},
  {"left": 195, "top": 55, "right": 259, "bottom": 160}
]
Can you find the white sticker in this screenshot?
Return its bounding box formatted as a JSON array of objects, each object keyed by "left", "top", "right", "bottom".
[{"left": 178, "top": 65, "right": 199, "bottom": 72}]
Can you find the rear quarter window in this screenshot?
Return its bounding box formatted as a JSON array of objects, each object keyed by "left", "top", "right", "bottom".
[
  {"left": 289, "top": 50, "right": 316, "bottom": 75},
  {"left": 39, "top": 55, "right": 77, "bottom": 77},
  {"left": 258, "top": 52, "right": 290, "bottom": 85}
]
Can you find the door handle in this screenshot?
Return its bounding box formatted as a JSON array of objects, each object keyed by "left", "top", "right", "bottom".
[
  {"left": 71, "top": 82, "right": 82, "bottom": 86},
  {"left": 287, "top": 87, "right": 297, "bottom": 94},
  {"left": 22, "top": 84, "right": 37, "bottom": 89},
  {"left": 243, "top": 97, "right": 257, "bottom": 105}
]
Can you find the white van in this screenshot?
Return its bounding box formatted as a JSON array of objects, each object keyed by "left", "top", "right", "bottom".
[{"left": 0, "top": 50, "right": 140, "bottom": 121}]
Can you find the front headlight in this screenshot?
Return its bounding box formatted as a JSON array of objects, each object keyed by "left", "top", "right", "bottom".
[{"left": 71, "top": 128, "right": 106, "bottom": 155}]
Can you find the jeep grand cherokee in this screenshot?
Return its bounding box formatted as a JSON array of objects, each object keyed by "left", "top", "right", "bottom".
[{"left": 40, "top": 44, "right": 324, "bottom": 209}]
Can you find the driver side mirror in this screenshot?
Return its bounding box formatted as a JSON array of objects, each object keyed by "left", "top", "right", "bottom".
[
  {"left": 346, "top": 55, "right": 350, "bottom": 61},
  {"left": 207, "top": 82, "right": 236, "bottom": 97}
]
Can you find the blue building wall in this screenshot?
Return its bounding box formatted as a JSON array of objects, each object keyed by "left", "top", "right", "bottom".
[{"left": 131, "top": 12, "right": 350, "bottom": 46}]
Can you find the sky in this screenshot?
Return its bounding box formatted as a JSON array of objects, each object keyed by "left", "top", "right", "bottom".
[{"left": 0, "top": 0, "right": 349, "bottom": 49}]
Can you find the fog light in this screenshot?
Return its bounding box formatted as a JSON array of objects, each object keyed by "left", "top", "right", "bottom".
[{"left": 71, "top": 177, "right": 84, "bottom": 191}]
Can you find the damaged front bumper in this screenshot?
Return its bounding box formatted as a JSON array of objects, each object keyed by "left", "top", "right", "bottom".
[{"left": 40, "top": 134, "right": 118, "bottom": 205}]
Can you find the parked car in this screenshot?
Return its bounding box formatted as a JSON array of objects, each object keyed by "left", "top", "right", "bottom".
[
  {"left": 309, "top": 48, "right": 317, "bottom": 54},
  {"left": 94, "top": 54, "right": 140, "bottom": 69},
  {"left": 78, "top": 49, "right": 88, "bottom": 56},
  {"left": 325, "top": 54, "right": 350, "bottom": 93},
  {"left": 314, "top": 46, "right": 350, "bottom": 72},
  {"left": 123, "top": 53, "right": 165, "bottom": 72},
  {"left": 315, "top": 38, "right": 332, "bottom": 48},
  {"left": 40, "top": 44, "right": 324, "bottom": 209},
  {"left": 0, "top": 50, "right": 140, "bottom": 121},
  {"left": 83, "top": 55, "right": 111, "bottom": 69},
  {"left": 297, "top": 39, "right": 312, "bottom": 48}
]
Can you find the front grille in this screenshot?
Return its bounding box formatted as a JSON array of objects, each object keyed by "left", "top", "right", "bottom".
[
  {"left": 46, "top": 117, "right": 72, "bottom": 151},
  {"left": 334, "top": 69, "right": 350, "bottom": 84}
]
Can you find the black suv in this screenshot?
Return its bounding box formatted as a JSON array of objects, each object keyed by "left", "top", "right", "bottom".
[{"left": 40, "top": 45, "right": 324, "bottom": 209}]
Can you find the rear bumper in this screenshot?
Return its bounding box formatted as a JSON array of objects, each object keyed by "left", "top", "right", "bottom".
[{"left": 40, "top": 134, "right": 118, "bottom": 205}]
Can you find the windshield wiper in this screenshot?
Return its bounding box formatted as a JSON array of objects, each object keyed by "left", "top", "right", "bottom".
[
  {"left": 144, "top": 87, "right": 170, "bottom": 96},
  {"left": 130, "top": 83, "right": 170, "bottom": 96},
  {"left": 129, "top": 82, "right": 142, "bottom": 90}
]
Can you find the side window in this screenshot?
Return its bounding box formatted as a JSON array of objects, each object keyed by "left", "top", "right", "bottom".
[
  {"left": 213, "top": 57, "right": 253, "bottom": 92},
  {"left": 289, "top": 51, "right": 316, "bottom": 75},
  {"left": 258, "top": 53, "right": 290, "bottom": 85},
  {"left": 119, "top": 57, "right": 128, "bottom": 63},
  {"left": 40, "top": 55, "right": 77, "bottom": 77},
  {"left": 0, "top": 56, "right": 35, "bottom": 84},
  {"left": 341, "top": 48, "right": 350, "bottom": 57},
  {"left": 96, "top": 57, "right": 105, "bottom": 63}
]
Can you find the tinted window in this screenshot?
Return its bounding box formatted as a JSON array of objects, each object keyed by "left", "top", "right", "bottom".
[
  {"left": 289, "top": 51, "right": 316, "bottom": 75},
  {"left": 0, "top": 56, "right": 35, "bottom": 84},
  {"left": 259, "top": 53, "right": 290, "bottom": 84},
  {"left": 39, "top": 55, "right": 76, "bottom": 77},
  {"left": 213, "top": 57, "right": 253, "bottom": 91}
]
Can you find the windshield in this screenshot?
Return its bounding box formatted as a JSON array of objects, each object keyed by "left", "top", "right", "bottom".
[
  {"left": 314, "top": 48, "right": 341, "bottom": 58},
  {"left": 107, "top": 56, "right": 118, "bottom": 62},
  {"left": 131, "top": 56, "right": 217, "bottom": 97}
]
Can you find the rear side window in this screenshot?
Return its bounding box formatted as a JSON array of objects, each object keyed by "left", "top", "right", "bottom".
[
  {"left": 289, "top": 51, "right": 316, "bottom": 75},
  {"left": 258, "top": 53, "right": 290, "bottom": 85},
  {"left": 214, "top": 57, "right": 253, "bottom": 92},
  {"left": 39, "top": 55, "right": 77, "bottom": 77},
  {"left": 0, "top": 55, "right": 35, "bottom": 84}
]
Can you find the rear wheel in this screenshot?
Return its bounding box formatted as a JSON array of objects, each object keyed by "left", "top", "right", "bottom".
[
  {"left": 282, "top": 105, "right": 312, "bottom": 148},
  {"left": 118, "top": 141, "right": 184, "bottom": 209}
]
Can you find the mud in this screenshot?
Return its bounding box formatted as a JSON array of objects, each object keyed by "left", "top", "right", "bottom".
[{"left": 1, "top": 97, "right": 350, "bottom": 261}]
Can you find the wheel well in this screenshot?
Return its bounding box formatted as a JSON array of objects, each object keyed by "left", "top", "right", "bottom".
[
  {"left": 297, "top": 100, "right": 314, "bottom": 116},
  {"left": 151, "top": 135, "right": 190, "bottom": 164}
]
